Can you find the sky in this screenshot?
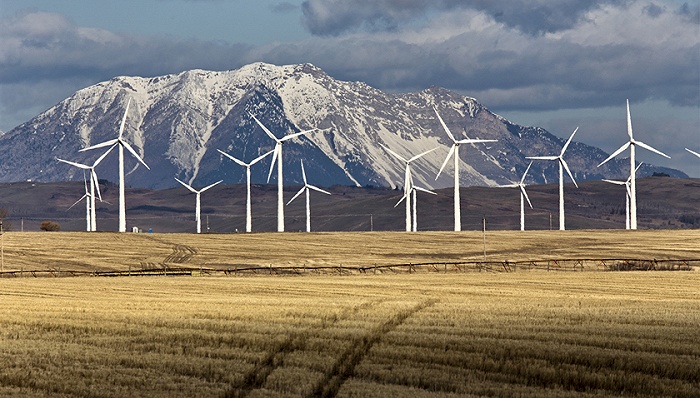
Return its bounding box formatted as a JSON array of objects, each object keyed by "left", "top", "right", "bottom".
[{"left": 1, "top": 0, "right": 699, "bottom": 176}]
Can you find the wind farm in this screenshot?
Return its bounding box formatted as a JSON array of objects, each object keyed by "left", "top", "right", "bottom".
[{"left": 1, "top": 1, "right": 698, "bottom": 396}]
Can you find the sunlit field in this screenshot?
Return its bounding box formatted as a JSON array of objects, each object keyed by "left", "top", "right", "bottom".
[
  {"left": 0, "top": 230, "right": 698, "bottom": 397},
  {"left": 1, "top": 230, "right": 699, "bottom": 274},
  {"left": 0, "top": 273, "right": 698, "bottom": 397}
]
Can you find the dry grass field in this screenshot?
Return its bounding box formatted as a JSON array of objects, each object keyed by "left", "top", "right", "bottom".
[
  {"left": 0, "top": 231, "right": 698, "bottom": 396},
  {"left": 0, "top": 273, "right": 699, "bottom": 397},
  {"left": 1, "top": 230, "right": 699, "bottom": 274}
]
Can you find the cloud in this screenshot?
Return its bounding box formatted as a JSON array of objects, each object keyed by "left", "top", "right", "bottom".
[
  {"left": 272, "top": 2, "right": 299, "bottom": 14},
  {"left": 300, "top": 0, "right": 630, "bottom": 36}
]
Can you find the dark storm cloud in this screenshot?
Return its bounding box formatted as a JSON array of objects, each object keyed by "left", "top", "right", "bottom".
[{"left": 300, "top": 0, "right": 628, "bottom": 36}]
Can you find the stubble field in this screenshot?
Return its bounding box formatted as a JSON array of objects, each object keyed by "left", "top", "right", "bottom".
[{"left": 0, "top": 230, "right": 699, "bottom": 397}]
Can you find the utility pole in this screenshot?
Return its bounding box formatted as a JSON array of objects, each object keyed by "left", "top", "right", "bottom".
[
  {"left": 370, "top": 214, "right": 373, "bottom": 232},
  {"left": 1, "top": 220, "right": 4, "bottom": 273}
]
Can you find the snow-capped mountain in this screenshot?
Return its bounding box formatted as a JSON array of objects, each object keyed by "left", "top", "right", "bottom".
[{"left": 0, "top": 62, "right": 686, "bottom": 189}]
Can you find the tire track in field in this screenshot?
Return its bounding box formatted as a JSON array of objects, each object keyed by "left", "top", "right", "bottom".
[
  {"left": 222, "top": 300, "right": 383, "bottom": 398},
  {"left": 311, "top": 299, "right": 438, "bottom": 398},
  {"left": 137, "top": 235, "right": 199, "bottom": 265}
]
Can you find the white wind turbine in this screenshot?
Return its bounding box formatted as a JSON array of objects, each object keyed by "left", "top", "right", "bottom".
[
  {"left": 80, "top": 98, "right": 150, "bottom": 232},
  {"left": 527, "top": 127, "right": 579, "bottom": 231},
  {"left": 395, "top": 174, "right": 436, "bottom": 232},
  {"left": 597, "top": 100, "right": 670, "bottom": 230},
  {"left": 434, "top": 108, "right": 497, "bottom": 231},
  {"left": 286, "top": 160, "right": 331, "bottom": 232},
  {"left": 66, "top": 172, "right": 92, "bottom": 231},
  {"left": 175, "top": 178, "right": 223, "bottom": 234},
  {"left": 57, "top": 145, "right": 115, "bottom": 231},
  {"left": 218, "top": 149, "right": 274, "bottom": 232},
  {"left": 251, "top": 114, "right": 316, "bottom": 232},
  {"left": 502, "top": 162, "right": 534, "bottom": 231},
  {"left": 602, "top": 162, "right": 643, "bottom": 230},
  {"left": 382, "top": 144, "right": 439, "bottom": 232},
  {"left": 686, "top": 148, "right": 700, "bottom": 158}
]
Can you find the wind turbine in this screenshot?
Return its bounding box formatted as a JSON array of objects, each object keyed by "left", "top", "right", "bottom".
[
  {"left": 597, "top": 100, "right": 670, "bottom": 229},
  {"left": 218, "top": 149, "right": 274, "bottom": 232},
  {"left": 175, "top": 178, "right": 223, "bottom": 234},
  {"left": 80, "top": 98, "right": 150, "bottom": 232},
  {"left": 502, "top": 162, "right": 533, "bottom": 231},
  {"left": 251, "top": 114, "right": 316, "bottom": 232},
  {"left": 57, "top": 144, "right": 115, "bottom": 231},
  {"left": 286, "top": 160, "right": 331, "bottom": 232},
  {"left": 66, "top": 172, "right": 92, "bottom": 231},
  {"left": 395, "top": 174, "right": 436, "bottom": 232},
  {"left": 602, "top": 162, "right": 643, "bottom": 230},
  {"left": 382, "top": 144, "right": 438, "bottom": 231},
  {"left": 434, "top": 108, "right": 497, "bottom": 231},
  {"left": 527, "top": 127, "right": 579, "bottom": 231},
  {"left": 686, "top": 148, "right": 700, "bottom": 158}
]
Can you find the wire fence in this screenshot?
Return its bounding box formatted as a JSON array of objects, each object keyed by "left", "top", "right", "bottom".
[{"left": 1, "top": 258, "right": 696, "bottom": 278}]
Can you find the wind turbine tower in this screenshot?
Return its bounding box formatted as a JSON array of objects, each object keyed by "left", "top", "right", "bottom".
[
  {"left": 382, "top": 145, "right": 438, "bottom": 231},
  {"left": 251, "top": 114, "right": 316, "bottom": 232},
  {"left": 175, "top": 178, "right": 223, "bottom": 234},
  {"left": 434, "top": 108, "right": 497, "bottom": 231},
  {"left": 57, "top": 144, "right": 115, "bottom": 231},
  {"left": 598, "top": 100, "right": 670, "bottom": 229},
  {"left": 502, "top": 162, "right": 533, "bottom": 231},
  {"left": 80, "top": 98, "right": 150, "bottom": 232},
  {"left": 218, "top": 149, "right": 273, "bottom": 232},
  {"left": 286, "top": 161, "right": 331, "bottom": 232},
  {"left": 527, "top": 127, "right": 579, "bottom": 231}
]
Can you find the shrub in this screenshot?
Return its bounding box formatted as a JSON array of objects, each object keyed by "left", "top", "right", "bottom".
[{"left": 40, "top": 221, "right": 61, "bottom": 231}]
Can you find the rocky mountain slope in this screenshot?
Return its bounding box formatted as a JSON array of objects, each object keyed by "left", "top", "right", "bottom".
[{"left": 0, "top": 63, "right": 686, "bottom": 189}]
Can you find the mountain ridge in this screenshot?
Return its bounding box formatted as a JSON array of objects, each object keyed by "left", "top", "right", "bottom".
[{"left": 0, "top": 62, "right": 686, "bottom": 189}]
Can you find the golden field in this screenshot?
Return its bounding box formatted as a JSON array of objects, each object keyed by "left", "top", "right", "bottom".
[
  {"left": 0, "top": 230, "right": 699, "bottom": 273},
  {"left": 0, "top": 230, "right": 699, "bottom": 397},
  {"left": 0, "top": 273, "right": 699, "bottom": 397}
]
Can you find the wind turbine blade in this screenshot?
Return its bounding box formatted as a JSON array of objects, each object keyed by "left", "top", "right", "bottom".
[
  {"left": 121, "top": 140, "right": 150, "bottom": 170},
  {"left": 67, "top": 194, "right": 88, "bottom": 211},
  {"left": 500, "top": 183, "right": 519, "bottom": 188},
  {"left": 174, "top": 178, "right": 197, "bottom": 193},
  {"left": 200, "top": 180, "right": 223, "bottom": 192},
  {"left": 457, "top": 138, "right": 498, "bottom": 144},
  {"left": 526, "top": 156, "right": 558, "bottom": 161},
  {"left": 520, "top": 161, "right": 533, "bottom": 184},
  {"left": 394, "top": 193, "right": 407, "bottom": 208},
  {"left": 217, "top": 149, "right": 248, "bottom": 167},
  {"left": 308, "top": 185, "right": 331, "bottom": 195},
  {"left": 635, "top": 140, "right": 671, "bottom": 159},
  {"left": 520, "top": 185, "right": 533, "bottom": 208},
  {"left": 560, "top": 158, "right": 578, "bottom": 188},
  {"left": 56, "top": 158, "right": 89, "bottom": 169},
  {"left": 635, "top": 161, "right": 644, "bottom": 173},
  {"left": 409, "top": 147, "right": 439, "bottom": 162},
  {"left": 560, "top": 127, "right": 579, "bottom": 156},
  {"left": 626, "top": 99, "right": 634, "bottom": 140},
  {"left": 434, "top": 107, "right": 456, "bottom": 142},
  {"left": 413, "top": 186, "right": 437, "bottom": 195},
  {"left": 118, "top": 98, "right": 132, "bottom": 140},
  {"left": 435, "top": 145, "right": 456, "bottom": 180},
  {"left": 251, "top": 149, "right": 275, "bottom": 165},
  {"left": 267, "top": 145, "right": 279, "bottom": 183},
  {"left": 602, "top": 179, "right": 626, "bottom": 185},
  {"left": 597, "top": 142, "right": 630, "bottom": 167},
  {"left": 80, "top": 139, "right": 119, "bottom": 152},
  {"left": 92, "top": 144, "right": 117, "bottom": 167},
  {"left": 281, "top": 128, "right": 316, "bottom": 142},
  {"left": 251, "top": 115, "right": 280, "bottom": 142},
  {"left": 300, "top": 160, "right": 307, "bottom": 185},
  {"left": 286, "top": 187, "right": 305, "bottom": 205},
  {"left": 91, "top": 169, "right": 102, "bottom": 202},
  {"left": 686, "top": 148, "right": 700, "bottom": 158},
  {"left": 381, "top": 145, "right": 408, "bottom": 163}
]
